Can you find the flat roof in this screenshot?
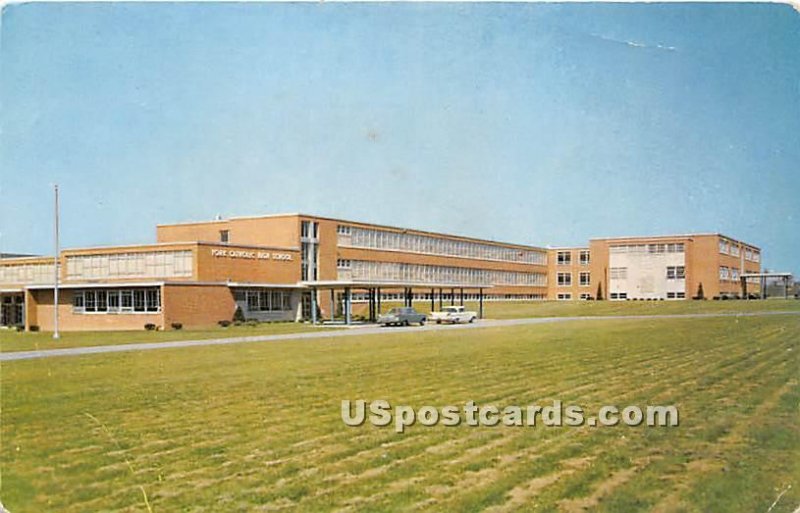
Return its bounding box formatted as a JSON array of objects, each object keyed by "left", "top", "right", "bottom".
[{"left": 591, "top": 233, "right": 760, "bottom": 249}]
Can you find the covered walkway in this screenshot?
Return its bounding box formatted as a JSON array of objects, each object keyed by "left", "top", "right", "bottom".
[
  {"left": 300, "top": 280, "right": 492, "bottom": 325},
  {"left": 741, "top": 272, "right": 794, "bottom": 299}
]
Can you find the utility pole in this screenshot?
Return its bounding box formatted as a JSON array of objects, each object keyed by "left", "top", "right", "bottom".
[{"left": 53, "top": 184, "right": 60, "bottom": 340}]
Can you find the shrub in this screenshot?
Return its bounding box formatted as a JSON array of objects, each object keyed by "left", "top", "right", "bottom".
[
  {"left": 696, "top": 283, "right": 705, "bottom": 300},
  {"left": 233, "top": 306, "right": 245, "bottom": 323},
  {"left": 144, "top": 323, "right": 157, "bottom": 331},
  {"left": 171, "top": 322, "right": 183, "bottom": 330},
  {"left": 29, "top": 325, "right": 40, "bottom": 332},
  {"left": 16, "top": 325, "right": 25, "bottom": 332},
  {"left": 245, "top": 319, "right": 259, "bottom": 327},
  {"left": 596, "top": 283, "right": 604, "bottom": 301},
  {"left": 218, "top": 320, "right": 231, "bottom": 328}
]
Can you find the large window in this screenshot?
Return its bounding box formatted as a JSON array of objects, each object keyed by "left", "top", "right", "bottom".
[
  {"left": 66, "top": 251, "right": 193, "bottom": 280},
  {"left": 557, "top": 251, "right": 572, "bottom": 265},
  {"left": 346, "top": 260, "right": 546, "bottom": 287},
  {"left": 579, "top": 251, "right": 590, "bottom": 265},
  {"left": 243, "top": 289, "right": 293, "bottom": 312},
  {"left": 557, "top": 272, "right": 572, "bottom": 287},
  {"left": 579, "top": 272, "right": 590, "bottom": 286},
  {"left": 342, "top": 226, "right": 546, "bottom": 265},
  {"left": 73, "top": 288, "right": 160, "bottom": 314}
]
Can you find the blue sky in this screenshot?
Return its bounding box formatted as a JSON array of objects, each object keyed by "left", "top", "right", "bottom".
[{"left": 1, "top": 2, "right": 798, "bottom": 273}]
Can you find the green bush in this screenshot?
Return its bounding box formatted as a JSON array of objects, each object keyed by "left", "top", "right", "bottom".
[
  {"left": 171, "top": 322, "right": 183, "bottom": 330},
  {"left": 144, "top": 323, "right": 157, "bottom": 331},
  {"left": 218, "top": 320, "right": 231, "bottom": 328},
  {"left": 233, "top": 306, "right": 245, "bottom": 323},
  {"left": 29, "top": 325, "right": 40, "bottom": 332}
]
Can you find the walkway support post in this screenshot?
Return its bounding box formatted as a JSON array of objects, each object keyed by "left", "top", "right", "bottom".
[
  {"left": 311, "top": 288, "right": 318, "bottom": 325},
  {"left": 479, "top": 288, "right": 484, "bottom": 319},
  {"left": 430, "top": 288, "right": 435, "bottom": 313},
  {"left": 345, "top": 287, "right": 352, "bottom": 325}
]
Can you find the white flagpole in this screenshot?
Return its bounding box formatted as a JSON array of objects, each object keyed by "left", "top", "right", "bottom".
[{"left": 53, "top": 184, "right": 60, "bottom": 340}]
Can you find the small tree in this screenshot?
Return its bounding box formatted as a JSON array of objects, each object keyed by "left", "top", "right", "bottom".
[
  {"left": 696, "top": 282, "right": 705, "bottom": 300},
  {"left": 233, "top": 305, "right": 246, "bottom": 322},
  {"left": 596, "top": 282, "right": 604, "bottom": 301}
]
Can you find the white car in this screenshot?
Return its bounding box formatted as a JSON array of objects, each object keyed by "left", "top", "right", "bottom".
[{"left": 429, "top": 305, "right": 477, "bottom": 324}]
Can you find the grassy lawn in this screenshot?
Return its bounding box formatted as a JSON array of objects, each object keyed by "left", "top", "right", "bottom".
[
  {"left": 2, "top": 314, "right": 798, "bottom": 512},
  {"left": 4, "top": 300, "right": 796, "bottom": 354},
  {"left": 0, "top": 322, "right": 332, "bottom": 353}
]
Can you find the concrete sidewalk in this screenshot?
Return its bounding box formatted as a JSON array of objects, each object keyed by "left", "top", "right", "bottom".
[{"left": 2, "top": 310, "right": 798, "bottom": 362}]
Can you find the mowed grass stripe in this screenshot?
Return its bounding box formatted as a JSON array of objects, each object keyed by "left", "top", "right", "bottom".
[
  {"left": 354, "top": 324, "right": 796, "bottom": 508},
  {"left": 242, "top": 320, "right": 724, "bottom": 496},
  {"left": 2, "top": 316, "right": 798, "bottom": 512}
]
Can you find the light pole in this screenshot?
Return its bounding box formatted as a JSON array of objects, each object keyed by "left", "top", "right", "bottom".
[{"left": 53, "top": 184, "right": 60, "bottom": 340}]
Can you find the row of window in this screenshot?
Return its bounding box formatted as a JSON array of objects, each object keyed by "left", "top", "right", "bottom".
[
  {"left": 719, "top": 267, "right": 741, "bottom": 281},
  {"left": 609, "top": 292, "right": 686, "bottom": 300},
  {"left": 609, "top": 243, "right": 685, "bottom": 254},
  {"left": 343, "top": 260, "right": 547, "bottom": 286},
  {"left": 666, "top": 266, "right": 686, "bottom": 279},
  {"left": 556, "top": 272, "right": 591, "bottom": 287},
  {"left": 235, "top": 290, "right": 293, "bottom": 312},
  {"left": 66, "top": 251, "right": 193, "bottom": 280},
  {"left": 557, "top": 293, "right": 593, "bottom": 300},
  {"left": 0, "top": 263, "right": 56, "bottom": 285},
  {"left": 339, "top": 225, "right": 547, "bottom": 265},
  {"left": 556, "top": 251, "right": 590, "bottom": 266},
  {"left": 719, "top": 239, "right": 761, "bottom": 262},
  {"left": 72, "top": 288, "right": 161, "bottom": 313}
]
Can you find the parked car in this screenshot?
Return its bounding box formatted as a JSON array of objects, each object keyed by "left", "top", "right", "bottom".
[
  {"left": 378, "top": 307, "right": 427, "bottom": 326},
  {"left": 429, "top": 305, "right": 477, "bottom": 324}
]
